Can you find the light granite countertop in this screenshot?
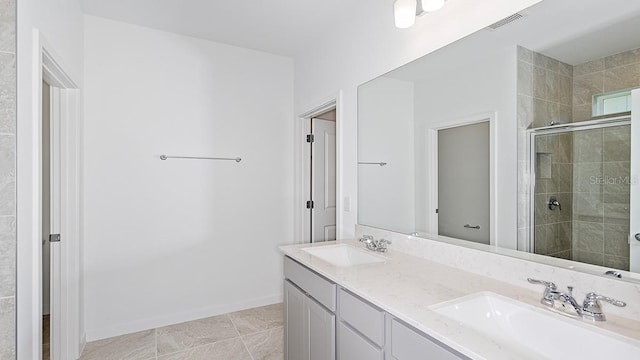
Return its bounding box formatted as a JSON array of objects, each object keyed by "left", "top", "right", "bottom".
[{"left": 280, "top": 240, "right": 640, "bottom": 360}]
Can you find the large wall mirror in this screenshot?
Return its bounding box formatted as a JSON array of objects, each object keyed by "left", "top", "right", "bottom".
[{"left": 358, "top": 0, "right": 640, "bottom": 276}]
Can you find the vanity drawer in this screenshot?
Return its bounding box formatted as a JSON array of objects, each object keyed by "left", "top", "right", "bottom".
[
  {"left": 338, "top": 322, "right": 384, "bottom": 360},
  {"left": 338, "top": 288, "right": 385, "bottom": 346},
  {"left": 284, "top": 256, "right": 336, "bottom": 311},
  {"left": 390, "top": 319, "right": 466, "bottom": 360}
]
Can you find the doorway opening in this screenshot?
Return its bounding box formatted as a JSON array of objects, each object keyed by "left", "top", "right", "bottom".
[
  {"left": 437, "top": 121, "right": 490, "bottom": 244},
  {"left": 15, "top": 33, "right": 83, "bottom": 360},
  {"left": 424, "top": 112, "right": 496, "bottom": 245},
  {"left": 307, "top": 109, "right": 337, "bottom": 242}
]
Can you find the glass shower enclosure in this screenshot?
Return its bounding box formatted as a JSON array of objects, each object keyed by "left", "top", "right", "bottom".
[{"left": 528, "top": 116, "right": 631, "bottom": 270}]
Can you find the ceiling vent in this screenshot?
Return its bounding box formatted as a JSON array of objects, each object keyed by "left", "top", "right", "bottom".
[{"left": 486, "top": 13, "right": 524, "bottom": 30}]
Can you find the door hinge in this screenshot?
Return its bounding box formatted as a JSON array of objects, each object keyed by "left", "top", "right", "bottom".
[
  {"left": 306, "top": 134, "right": 315, "bottom": 143},
  {"left": 306, "top": 200, "right": 314, "bottom": 209},
  {"left": 49, "top": 234, "right": 61, "bottom": 243}
]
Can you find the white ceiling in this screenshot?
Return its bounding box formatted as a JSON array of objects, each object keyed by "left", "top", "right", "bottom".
[
  {"left": 385, "top": 0, "right": 640, "bottom": 82},
  {"left": 82, "top": 0, "right": 640, "bottom": 69},
  {"left": 80, "top": 0, "right": 362, "bottom": 57}
]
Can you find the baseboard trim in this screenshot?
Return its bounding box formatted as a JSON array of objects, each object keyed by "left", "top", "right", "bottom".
[
  {"left": 77, "top": 333, "right": 86, "bottom": 359},
  {"left": 85, "top": 294, "right": 283, "bottom": 342}
]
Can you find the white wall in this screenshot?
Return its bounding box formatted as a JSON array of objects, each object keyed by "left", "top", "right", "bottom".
[
  {"left": 16, "top": 0, "right": 84, "bottom": 357},
  {"left": 358, "top": 77, "right": 415, "bottom": 234},
  {"left": 413, "top": 45, "right": 518, "bottom": 249},
  {"left": 83, "top": 16, "right": 294, "bottom": 340},
  {"left": 294, "top": 0, "right": 541, "bottom": 239}
]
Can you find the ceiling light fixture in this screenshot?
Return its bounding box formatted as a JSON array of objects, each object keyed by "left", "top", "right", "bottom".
[
  {"left": 394, "top": 0, "right": 417, "bottom": 29},
  {"left": 394, "top": 0, "right": 447, "bottom": 29},
  {"left": 421, "top": 0, "right": 446, "bottom": 12}
]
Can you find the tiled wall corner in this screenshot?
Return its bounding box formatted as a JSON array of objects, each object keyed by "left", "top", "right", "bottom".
[
  {"left": 516, "top": 46, "right": 574, "bottom": 251},
  {"left": 519, "top": 46, "right": 637, "bottom": 268},
  {"left": 0, "top": 0, "right": 16, "bottom": 358}
]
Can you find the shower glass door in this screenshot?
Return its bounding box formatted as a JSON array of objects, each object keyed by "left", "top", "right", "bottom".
[{"left": 530, "top": 120, "right": 631, "bottom": 271}]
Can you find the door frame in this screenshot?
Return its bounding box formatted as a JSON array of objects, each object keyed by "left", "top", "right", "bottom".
[
  {"left": 294, "top": 92, "right": 343, "bottom": 243},
  {"left": 424, "top": 111, "right": 497, "bottom": 245},
  {"left": 310, "top": 118, "right": 337, "bottom": 242},
  {"left": 632, "top": 89, "right": 640, "bottom": 272},
  {"left": 16, "top": 30, "right": 83, "bottom": 359}
]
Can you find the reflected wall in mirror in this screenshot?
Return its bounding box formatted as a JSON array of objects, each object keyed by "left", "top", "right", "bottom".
[{"left": 358, "top": 0, "right": 640, "bottom": 274}]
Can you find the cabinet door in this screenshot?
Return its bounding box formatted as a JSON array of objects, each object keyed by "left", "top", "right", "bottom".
[
  {"left": 307, "top": 296, "right": 336, "bottom": 360},
  {"left": 285, "top": 280, "right": 306, "bottom": 360}
]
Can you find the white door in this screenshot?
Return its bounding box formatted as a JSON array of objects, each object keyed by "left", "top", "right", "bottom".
[
  {"left": 630, "top": 89, "right": 640, "bottom": 272},
  {"left": 437, "top": 122, "right": 490, "bottom": 244},
  {"left": 311, "top": 119, "right": 336, "bottom": 242}
]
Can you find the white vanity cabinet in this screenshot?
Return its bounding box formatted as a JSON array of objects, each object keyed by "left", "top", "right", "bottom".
[
  {"left": 284, "top": 257, "right": 336, "bottom": 360},
  {"left": 284, "top": 256, "right": 469, "bottom": 360}
]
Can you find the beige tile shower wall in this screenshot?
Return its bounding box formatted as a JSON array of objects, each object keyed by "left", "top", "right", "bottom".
[
  {"left": 0, "top": 0, "right": 16, "bottom": 358},
  {"left": 533, "top": 133, "right": 573, "bottom": 260},
  {"left": 517, "top": 47, "right": 573, "bottom": 128},
  {"left": 517, "top": 46, "right": 573, "bottom": 249},
  {"left": 573, "top": 48, "right": 640, "bottom": 121}
]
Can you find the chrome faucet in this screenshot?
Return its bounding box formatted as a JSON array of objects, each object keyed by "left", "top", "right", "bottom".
[
  {"left": 358, "top": 235, "right": 392, "bottom": 252},
  {"left": 527, "top": 278, "right": 626, "bottom": 321}
]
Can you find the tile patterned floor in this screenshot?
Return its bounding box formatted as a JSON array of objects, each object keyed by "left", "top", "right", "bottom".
[{"left": 80, "top": 303, "right": 284, "bottom": 360}]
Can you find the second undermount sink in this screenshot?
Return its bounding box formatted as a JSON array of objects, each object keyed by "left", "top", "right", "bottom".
[
  {"left": 301, "top": 244, "right": 385, "bottom": 267},
  {"left": 430, "top": 292, "right": 640, "bottom": 359}
]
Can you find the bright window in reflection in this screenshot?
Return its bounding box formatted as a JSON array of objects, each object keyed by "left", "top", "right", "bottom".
[{"left": 593, "top": 88, "right": 635, "bottom": 117}]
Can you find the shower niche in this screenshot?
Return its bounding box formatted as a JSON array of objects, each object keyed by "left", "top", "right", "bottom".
[{"left": 529, "top": 119, "right": 631, "bottom": 270}]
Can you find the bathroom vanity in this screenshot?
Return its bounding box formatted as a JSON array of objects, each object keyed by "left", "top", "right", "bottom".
[
  {"left": 280, "top": 237, "right": 640, "bottom": 360},
  {"left": 283, "top": 256, "right": 465, "bottom": 360}
]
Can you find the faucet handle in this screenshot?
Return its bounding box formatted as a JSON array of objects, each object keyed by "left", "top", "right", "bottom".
[
  {"left": 371, "top": 238, "right": 391, "bottom": 252},
  {"left": 359, "top": 235, "right": 373, "bottom": 243},
  {"left": 584, "top": 293, "right": 626, "bottom": 307},
  {"left": 528, "top": 278, "right": 558, "bottom": 307},
  {"left": 527, "top": 278, "right": 557, "bottom": 290},
  {"left": 582, "top": 292, "right": 626, "bottom": 321}
]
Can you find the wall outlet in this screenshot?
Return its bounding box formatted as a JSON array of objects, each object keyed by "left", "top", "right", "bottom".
[{"left": 343, "top": 196, "right": 351, "bottom": 212}]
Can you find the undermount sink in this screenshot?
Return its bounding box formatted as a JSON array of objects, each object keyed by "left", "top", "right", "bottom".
[
  {"left": 430, "top": 292, "right": 640, "bottom": 359},
  {"left": 301, "top": 244, "right": 385, "bottom": 267}
]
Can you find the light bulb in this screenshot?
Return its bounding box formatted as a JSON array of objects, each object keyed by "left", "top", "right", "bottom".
[
  {"left": 394, "top": 0, "right": 417, "bottom": 29},
  {"left": 421, "top": 0, "right": 446, "bottom": 12}
]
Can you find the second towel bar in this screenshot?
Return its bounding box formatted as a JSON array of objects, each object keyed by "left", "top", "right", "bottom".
[{"left": 160, "top": 155, "right": 242, "bottom": 162}]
